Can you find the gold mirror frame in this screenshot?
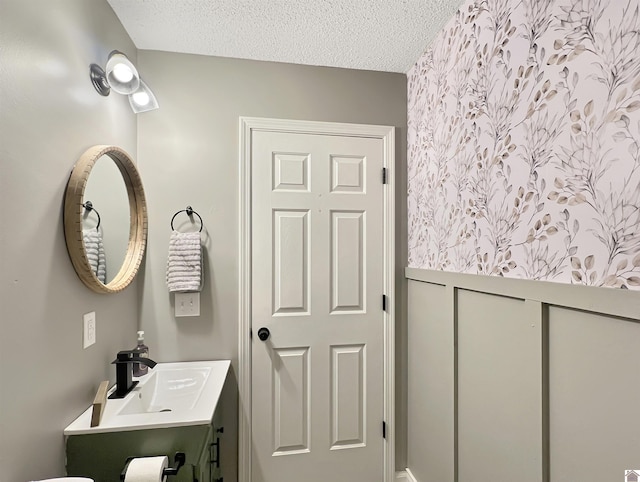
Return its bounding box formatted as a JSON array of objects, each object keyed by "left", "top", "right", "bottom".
[{"left": 64, "top": 145, "right": 147, "bottom": 293}]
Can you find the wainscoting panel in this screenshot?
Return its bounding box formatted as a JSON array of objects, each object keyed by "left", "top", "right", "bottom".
[
  {"left": 549, "top": 307, "right": 640, "bottom": 481},
  {"left": 406, "top": 268, "right": 640, "bottom": 482},
  {"left": 457, "top": 291, "right": 542, "bottom": 482},
  {"left": 407, "top": 281, "right": 454, "bottom": 482}
]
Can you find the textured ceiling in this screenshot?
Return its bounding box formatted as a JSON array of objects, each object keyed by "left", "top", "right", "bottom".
[{"left": 106, "top": 0, "right": 463, "bottom": 73}]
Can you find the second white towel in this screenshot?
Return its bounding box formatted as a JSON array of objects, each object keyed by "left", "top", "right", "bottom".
[
  {"left": 166, "top": 230, "right": 202, "bottom": 292},
  {"left": 83, "top": 228, "right": 106, "bottom": 284}
]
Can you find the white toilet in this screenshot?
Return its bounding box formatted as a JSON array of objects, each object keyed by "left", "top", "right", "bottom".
[{"left": 32, "top": 478, "right": 94, "bottom": 482}]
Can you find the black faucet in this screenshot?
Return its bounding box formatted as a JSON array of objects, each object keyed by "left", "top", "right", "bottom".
[{"left": 109, "top": 350, "right": 157, "bottom": 399}]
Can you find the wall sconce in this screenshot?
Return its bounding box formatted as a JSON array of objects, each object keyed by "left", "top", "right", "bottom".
[{"left": 90, "top": 50, "right": 158, "bottom": 113}]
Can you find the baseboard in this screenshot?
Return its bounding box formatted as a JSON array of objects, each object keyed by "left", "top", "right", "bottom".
[{"left": 395, "top": 468, "right": 418, "bottom": 482}]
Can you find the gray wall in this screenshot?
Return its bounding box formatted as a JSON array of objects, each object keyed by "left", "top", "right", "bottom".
[
  {"left": 0, "top": 1, "right": 139, "bottom": 480},
  {"left": 406, "top": 268, "right": 640, "bottom": 482},
  {"left": 0, "top": 7, "right": 409, "bottom": 479},
  {"left": 135, "top": 50, "right": 408, "bottom": 473}
]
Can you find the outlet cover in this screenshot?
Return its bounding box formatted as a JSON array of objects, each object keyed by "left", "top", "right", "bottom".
[
  {"left": 175, "top": 292, "right": 200, "bottom": 317},
  {"left": 83, "top": 311, "right": 96, "bottom": 348}
]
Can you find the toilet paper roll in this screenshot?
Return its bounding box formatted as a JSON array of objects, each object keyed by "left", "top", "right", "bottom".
[{"left": 124, "top": 456, "right": 169, "bottom": 482}]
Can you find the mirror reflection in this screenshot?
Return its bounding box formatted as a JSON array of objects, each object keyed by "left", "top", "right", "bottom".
[{"left": 82, "top": 155, "right": 130, "bottom": 284}]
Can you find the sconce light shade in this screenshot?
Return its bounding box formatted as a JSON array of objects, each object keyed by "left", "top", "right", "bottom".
[
  {"left": 105, "top": 50, "right": 140, "bottom": 95},
  {"left": 128, "top": 79, "right": 159, "bottom": 113}
]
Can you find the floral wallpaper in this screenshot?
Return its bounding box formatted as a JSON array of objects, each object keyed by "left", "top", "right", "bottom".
[{"left": 408, "top": 0, "right": 640, "bottom": 289}]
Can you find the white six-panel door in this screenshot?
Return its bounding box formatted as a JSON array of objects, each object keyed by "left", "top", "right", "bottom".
[{"left": 250, "top": 130, "right": 386, "bottom": 482}]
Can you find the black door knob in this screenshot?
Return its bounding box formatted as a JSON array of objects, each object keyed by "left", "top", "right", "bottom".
[{"left": 257, "top": 327, "right": 270, "bottom": 341}]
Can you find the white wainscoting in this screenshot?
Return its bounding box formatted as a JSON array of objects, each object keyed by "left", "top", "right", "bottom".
[{"left": 405, "top": 268, "right": 640, "bottom": 482}]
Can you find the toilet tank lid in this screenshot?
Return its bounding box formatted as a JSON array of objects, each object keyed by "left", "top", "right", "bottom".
[{"left": 32, "top": 479, "right": 94, "bottom": 482}]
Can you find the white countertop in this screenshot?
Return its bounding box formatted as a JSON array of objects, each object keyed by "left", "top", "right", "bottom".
[{"left": 64, "top": 360, "right": 230, "bottom": 435}]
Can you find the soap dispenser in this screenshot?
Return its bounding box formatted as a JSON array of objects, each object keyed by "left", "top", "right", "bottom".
[{"left": 133, "top": 330, "right": 149, "bottom": 377}]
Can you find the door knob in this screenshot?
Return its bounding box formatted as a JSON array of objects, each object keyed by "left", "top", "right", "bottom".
[{"left": 257, "top": 327, "right": 270, "bottom": 341}]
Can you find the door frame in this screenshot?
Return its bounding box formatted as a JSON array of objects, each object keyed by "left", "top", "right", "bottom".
[{"left": 238, "top": 117, "right": 396, "bottom": 482}]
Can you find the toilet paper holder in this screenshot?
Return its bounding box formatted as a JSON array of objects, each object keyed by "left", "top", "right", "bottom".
[{"left": 120, "top": 452, "right": 186, "bottom": 481}]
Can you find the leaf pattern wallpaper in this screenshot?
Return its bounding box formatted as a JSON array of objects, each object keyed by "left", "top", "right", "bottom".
[{"left": 407, "top": 0, "right": 640, "bottom": 289}]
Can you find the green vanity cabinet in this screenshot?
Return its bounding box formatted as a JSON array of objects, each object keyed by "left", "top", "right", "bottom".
[
  {"left": 64, "top": 360, "right": 230, "bottom": 482},
  {"left": 66, "top": 418, "right": 225, "bottom": 482}
]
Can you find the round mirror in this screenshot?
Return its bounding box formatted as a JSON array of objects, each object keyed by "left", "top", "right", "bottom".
[
  {"left": 82, "top": 155, "right": 130, "bottom": 284},
  {"left": 64, "top": 145, "right": 147, "bottom": 293}
]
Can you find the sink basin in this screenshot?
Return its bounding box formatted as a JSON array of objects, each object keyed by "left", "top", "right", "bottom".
[
  {"left": 64, "top": 360, "right": 230, "bottom": 435},
  {"left": 118, "top": 365, "right": 212, "bottom": 415}
]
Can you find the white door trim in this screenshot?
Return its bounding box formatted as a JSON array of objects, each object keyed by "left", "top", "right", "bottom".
[{"left": 239, "top": 117, "right": 396, "bottom": 482}]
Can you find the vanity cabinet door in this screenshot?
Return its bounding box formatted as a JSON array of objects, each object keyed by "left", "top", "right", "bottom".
[
  {"left": 210, "top": 405, "right": 224, "bottom": 481},
  {"left": 209, "top": 427, "right": 224, "bottom": 481},
  {"left": 194, "top": 411, "right": 224, "bottom": 482},
  {"left": 196, "top": 426, "right": 213, "bottom": 482}
]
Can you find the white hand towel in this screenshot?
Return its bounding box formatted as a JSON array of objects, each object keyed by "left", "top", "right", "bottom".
[
  {"left": 166, "top": 230, "right": 203, "bottom": 292},
  {"left": 83, "top": 228, "right": 106, "bottom": 284}
]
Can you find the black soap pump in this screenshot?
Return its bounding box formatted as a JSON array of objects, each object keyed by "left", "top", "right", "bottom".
[{"left": 132, "top": 330, "right": 150, "bottom": 377}]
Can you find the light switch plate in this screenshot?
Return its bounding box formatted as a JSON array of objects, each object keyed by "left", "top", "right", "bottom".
[
  {"left": 83, "top": 311, "right": 96, "bottom": 348},
  {"left": 175, "top": 292, "right": 200, "bottom": 317}
]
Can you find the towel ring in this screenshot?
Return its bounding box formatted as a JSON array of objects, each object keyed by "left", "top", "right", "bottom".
[
  {"left": 82, "top": 201, "right": 101, "bottom": 229},
  {"left": 171, "top": 205, "right": 203, "bottom": 232}
]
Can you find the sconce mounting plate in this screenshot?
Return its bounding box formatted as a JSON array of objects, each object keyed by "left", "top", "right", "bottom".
[{"left": 90, "top": 64, "right": 110, "bottom": 96}]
